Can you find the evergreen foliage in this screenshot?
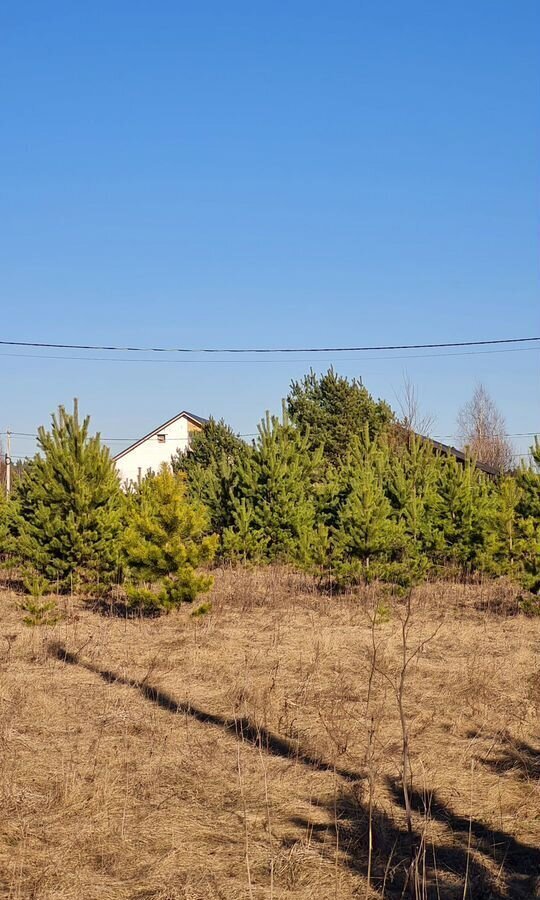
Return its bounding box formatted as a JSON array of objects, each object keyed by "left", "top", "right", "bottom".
[
  {"left": 223, "top": 408, "right": 323, "bottom": 563},
  {"left": 5, "top": 378, "right": 540, "bottom": 595},
  {"left": 123, "top": 465, "right": 217, "bottom": 611},
  {"left": 208, "top": 398, "right": 540, "bottom": 590},
  {"left": 0, "top": 489, "right": 9, "bottom": 559},
  {"left": 516, "top": 439, "right": 540, "bottom": 520},
  {"left": 332, "top": 429, "right": 410, "bottom": 584},
  {"left": 173, "top": 417, "right": 245, "bottom": 473},
  {"left": 387, "top": 434, "right": 441, "bottom": 561},
  {"left": 11, "top": 400, "right": 123, "bottom": 593},
  {"left": 431, "top": 455, "right": 491, "bottom": 571},
  {"left": 287, "top": 367, "right": 394, "bottom": 463},
  {"left": 222, "top": 497, "right": 269, "bottom": 562},
  {"left": 490, "top": 477, "right": 523, "bottom": 576},
  {"left": 172, "top": 417, "right": 250, "bottom": 533}
]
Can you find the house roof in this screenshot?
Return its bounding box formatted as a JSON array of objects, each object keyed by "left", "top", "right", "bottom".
[
  {"left": 399, "top": 427, "right": 498, "bottom": 476},
  {"left": 113, "top": 410, "right": 208, "bottom": 462},
  {"left": 426, "top": 437, "right": 498, "bottom": 476}
]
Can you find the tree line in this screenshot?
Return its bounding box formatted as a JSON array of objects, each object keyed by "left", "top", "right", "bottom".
[{"left": 1, "top": 371, "right": 539, "bottom": 612}]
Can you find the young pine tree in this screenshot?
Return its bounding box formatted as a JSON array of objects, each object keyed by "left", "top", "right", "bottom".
[
  {"left": 0, "top": 488, "right": 10, "bottom": 559},
  {"left": 224, "top": 409, "right": 323, "bottom": 563},
  {"left": 12, "top": 400, "right": 123, "bottom": 593},
  {"left": 434, "top": 456, "right": 495, "bottom": 574},
  {"left": 173, "top": 417, "right": 246, "bottom": 473},
  {"left": 387, "top": 434, "right": 442, "bottom": 568},
  {"left": 124, "top": 465, "right": 217, "bottom": 611},
  {"left": 489, "top": 477, "right": 523, "bottom": 576},
  {"left": 222, "top": 497, "right": 269, "bottom": 563},
  {"left": 516, "top": 438, "right": 540, "bottom": 521},
  {"left": 333, "top": 429, "right": 409, "bottom": 583},
  {"left": 513, "top": 517, "right": 540, "bottom": 592},
  {"left": 287, "top": 368, "right": 394, "bottom": 464},
  {"left": 511, "top": 439, "right": 540, "bottom": 588},
  {"left": 172, "top": 417, "right": 250, "bottom": 535}
]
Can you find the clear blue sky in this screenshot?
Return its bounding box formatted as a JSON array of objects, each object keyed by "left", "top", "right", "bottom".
[{"left": 1, "top": 1, "right": 539, "bottom": 460}]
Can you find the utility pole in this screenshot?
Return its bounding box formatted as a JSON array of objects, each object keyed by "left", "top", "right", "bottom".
[{"left": 5, "top": 429, "right": 11, "bottom": 496}]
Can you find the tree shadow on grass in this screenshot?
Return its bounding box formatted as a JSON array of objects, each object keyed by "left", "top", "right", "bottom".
[
  {"left": 91, "top": 598, "right": 163, "bottom": 619},
  {"left": 475, "top": 732, "right": 540, "bottom": 782},
  {"left": 290, "top": 776, "right": 539, "bottom": 898},
  {"left": 48, "top": 641, "right": 358, "bottom": 782},
  {"left": 387, "top": 776, "right": 540, "bottom": 896},
  {"left": 49, "top": 641, "right": 540, "bottom": 898}
]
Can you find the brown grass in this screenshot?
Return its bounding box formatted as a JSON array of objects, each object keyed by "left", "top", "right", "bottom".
[{"left": 0, "top": 568, "right": 539, "bottom": 899}]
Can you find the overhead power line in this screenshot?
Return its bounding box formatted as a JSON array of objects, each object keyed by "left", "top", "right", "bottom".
[
  {"left": 0, "top": 336, "right": 539, "bottom": 354},
  {"left": 2, "top": 430, "right": 536, "bottom": 442},
  {"left": 0, "top": 345, "right": 539, "bottom": 366}
]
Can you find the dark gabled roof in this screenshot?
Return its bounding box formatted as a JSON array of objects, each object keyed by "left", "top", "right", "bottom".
[
  {"left": 113, "top": 410, "right": 208, "bottom": 462},
  {"left": 403, "top": 428, "right": 498, "bottom": 477},
  {"left": 425, "top": 437, "right": 497, "bottom": 475}
]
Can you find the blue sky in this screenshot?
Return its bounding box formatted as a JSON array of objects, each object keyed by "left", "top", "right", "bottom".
[{"left": 1, "top": 1, "right": 539, "bottom": 460}]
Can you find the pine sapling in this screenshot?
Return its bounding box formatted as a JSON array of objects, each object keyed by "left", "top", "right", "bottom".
[{"left": 124, "top": 465, "right": 217, "bottom": 612}]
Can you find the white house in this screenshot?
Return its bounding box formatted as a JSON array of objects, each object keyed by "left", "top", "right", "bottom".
[{"left": 113, "top": 410, "right": 207, "bottom": 485}]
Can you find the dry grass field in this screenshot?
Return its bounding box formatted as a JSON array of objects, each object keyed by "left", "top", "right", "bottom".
[{"left": 0, "top": 568, "right": 539, "bottom": 899}]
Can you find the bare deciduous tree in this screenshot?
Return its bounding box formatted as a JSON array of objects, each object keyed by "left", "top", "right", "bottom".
[
  {"left": 396, "top": 375, "right": 435, "bottom": 436},
  {"left": 457, "top": 384, "right": 514, "bottom": 472}
]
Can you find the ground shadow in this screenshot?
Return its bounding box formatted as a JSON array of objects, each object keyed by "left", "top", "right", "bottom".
[
  {"left": 48, "top": 641, "right": 358, "bottom": 781},
  {"left": 387, "top": 776, "right": 540, "bottom": 896},
  {"left": 91, "top": 597, "right": 163, "bottom": 619},
  {"left": 49, "top": 641, "right": 540, "bottom": 897},
  {"left": 291, "top": 777, "right": 539, "bottom": 898},
  {"left": 476, "top": 732, "right": 540, "bottom": 782}
]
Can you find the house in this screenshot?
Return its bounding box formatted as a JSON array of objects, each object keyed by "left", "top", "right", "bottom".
[{"left": 113, "top": 410, "right": 207, "bottom": 485}]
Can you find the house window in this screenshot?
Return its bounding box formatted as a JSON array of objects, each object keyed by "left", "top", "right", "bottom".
[{"left": 157, "top": 433, "right": 166, "bottom": 444}]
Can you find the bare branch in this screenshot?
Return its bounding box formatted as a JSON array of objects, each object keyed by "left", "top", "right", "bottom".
[
  {"left": 457, "top": 384, "right": 514, "bottom": 472},
  {"left": 396, "top": 374, "right": 435, "bottom": 436}
]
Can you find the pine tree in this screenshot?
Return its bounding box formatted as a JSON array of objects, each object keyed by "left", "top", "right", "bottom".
[
  {"left": 172, "top": 417, "right": 250, "bottom": 534},
  {"left": 0, "top": 488, "right": 9, "bottom": 559},
  {"left": 514, "top": 517, "right": 540, "bottom": 591},
  {"left": 387, "top": 434, "right": 442, "bottom": 566},
  {"left": 12, "top": 400, "right": 123, "bottom": 592},
  {"left": 287, "top": 368, "right": 394, "bottom": 464},
  {"left": 333, "top": 429, "right": 409, "bottom": 583},
  {"left": 124, "top": 465, "right": 217, "bottom": 611},
  {"left": 173, "top": 417, "right": 246, "bottom": 473},
  {"left": 516, "top": 438, "right": 540, "bottom": 521},
  {"left": 224, "top": 408, "right": 323, "bottom": 563},
  {"left": 222, "top": 497, "right": 269, "bottom": 563},
  {"left": 533, "top": 437, "right": 540, "bottom": 469},
  {"left": 434, "top": 456, "right": 495, "bottom": 573},
  {"left": 490, "top": 477, "right": 523, "bottom": 575}
]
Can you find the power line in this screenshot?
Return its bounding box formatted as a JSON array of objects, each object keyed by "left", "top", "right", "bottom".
[
  {"left": 0, "top": 336, "right": 539, "bottom": 354},
  {"left": 433, "top": 432, "right": 538, "bottom": 439},
  {"left": 0, "top": 345, "right": 539, "bottom": 366},
  {"left": 2, "top": 429, "right": 536, "bottom": 441},
  {"left": 0, "top": 428, "right": 540, "bottom": 443}
]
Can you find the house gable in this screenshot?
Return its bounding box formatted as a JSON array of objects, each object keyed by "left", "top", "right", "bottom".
[
  {"left": 113, "top": 411, "right": 207, "bottom": 462},
  {"left": 113, "top": 410, "right": 207, "bottom": 484}
]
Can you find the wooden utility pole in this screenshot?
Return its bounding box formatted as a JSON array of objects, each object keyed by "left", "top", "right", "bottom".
[{"left": 5, "top": 430, "right": 11, "bottom": 496}]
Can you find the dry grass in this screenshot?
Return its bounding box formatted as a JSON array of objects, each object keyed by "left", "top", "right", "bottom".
[{"left": 0, "top": 568, "right": 539, "bottom": 899}]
